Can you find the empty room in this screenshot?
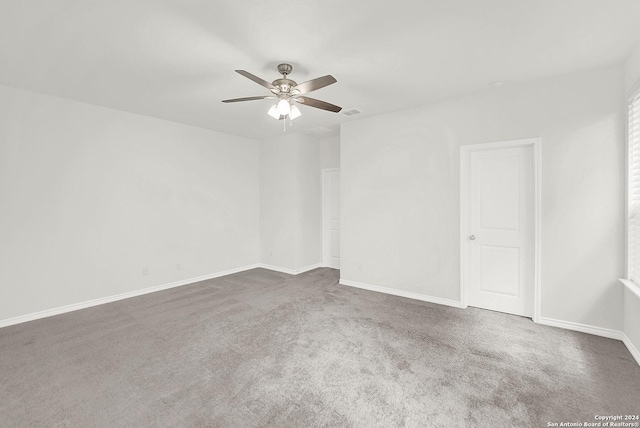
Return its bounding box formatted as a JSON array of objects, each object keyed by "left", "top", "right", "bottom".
[{"left": 2, "top": 1, "right": 640, "bottom": 426}]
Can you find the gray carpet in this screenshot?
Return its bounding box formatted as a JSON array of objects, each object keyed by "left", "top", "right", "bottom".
[{"left": 1, "top": 268, "right": 639, "bottom": 427}]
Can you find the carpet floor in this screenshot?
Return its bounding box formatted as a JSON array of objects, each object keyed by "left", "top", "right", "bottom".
[{"left": 1, "top": 267, "right": 639, "bottom": 427}]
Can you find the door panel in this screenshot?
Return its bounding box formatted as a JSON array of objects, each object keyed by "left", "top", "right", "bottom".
[
  {"left": 479, "top": 246, "right": 519, "bottom": 296},
  {"left": 479, "top": 155, "right": 520, "bottom": 230},
  {"left": 465, "top": 145, "right": 533, "bottom": 317}
]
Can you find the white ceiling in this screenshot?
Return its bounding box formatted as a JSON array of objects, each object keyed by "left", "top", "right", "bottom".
[{"left": 1, "top": 0, "right": 640, "bottom": 140}]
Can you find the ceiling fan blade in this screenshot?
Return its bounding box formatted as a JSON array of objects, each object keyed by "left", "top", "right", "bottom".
[
  {"left": 292, "top": 75, "right": 337, "bottom": 95},
  {"left": 221, "top": 96, "right": 274, "bottom": 103},
  {"left": 235, "top": 70, "right": 276, "bottom": 90},
  {"left": 295, "top": 96, "right": 342, "bottom": 113}
]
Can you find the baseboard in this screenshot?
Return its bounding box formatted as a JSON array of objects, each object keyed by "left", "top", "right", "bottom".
[
  {"left": 339, "top": 278, "right": 465, "bottom": 309},
  {"left": 0, "top": 263, "right": 261, "bottom": 329},
  {"left": 622, "top": 334, "right": 640, "bottom": 365},
  {"left": 536, "top": 316, "right": 624, "bottom": 341},
  {"left": 527, "top": 319, "right": 640, "bottom": 367},
  {"left": 258, "top": 263, "right": 322, "bottom": 275},
  {"left": 0, "top": 262, "right": 324, "bottom": 329}
]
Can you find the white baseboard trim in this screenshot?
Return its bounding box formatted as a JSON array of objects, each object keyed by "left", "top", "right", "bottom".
[
  {"left": 622, "top": 334, "right": 640, "bottom": 366},
  {"left": 258, "top": 263, "right": 322, "bottom": 275},
  {"left": 536, "top": 316, "right": 624, "bottom": 341},
  {"left": 0, "top": 263, "right": 261, "bottom": 329},
  {"left": 0, "top": 262, "right": 325, "bottom": 329},
  {"left": 529, "top": 318, "right": 640, "bottom": 367},
  {"left": 339, "top": 278, "right": 465, "bottom": 309}
]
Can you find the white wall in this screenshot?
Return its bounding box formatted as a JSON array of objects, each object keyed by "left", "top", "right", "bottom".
[
  {"left": 296, "top": 136, "right": 322, "bottom": 269},
  {"left": 341, "top": 66, "right": 625, "bottom": 331},
  {"left": 623, "top": 287, "right": 640, "bottom": 362},
  {"left": 0, "top": 85, "right": 260, "bottom": 322},
  {"left": 260, "top": 133, "right": 321, "bottom": 271},
  {"left": 319, "top": 136, "right": 340, "bottom": 170},
  {"left": 624, "top": 41, "right": 640, "bottom": 93}
]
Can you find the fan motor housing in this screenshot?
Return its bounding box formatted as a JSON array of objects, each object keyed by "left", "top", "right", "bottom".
[{"left": 272, "top": 78, "right": 297, "bottom": 93}]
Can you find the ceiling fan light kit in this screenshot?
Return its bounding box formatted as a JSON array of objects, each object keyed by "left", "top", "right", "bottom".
[{"left": 222, "top": 63, "right": 342, "bottom": 130}]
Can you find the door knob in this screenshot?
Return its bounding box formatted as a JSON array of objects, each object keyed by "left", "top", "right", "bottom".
[{"left": 469, "top": 235, "right": 476, "bottom": 240}]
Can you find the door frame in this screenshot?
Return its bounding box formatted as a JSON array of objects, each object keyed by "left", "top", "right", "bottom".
[
  {"left": 459, "top": 138, "right": 542, "bottom": 322},
  {"left": 322, "top": 168, "right": 340, "bottom": 268}
]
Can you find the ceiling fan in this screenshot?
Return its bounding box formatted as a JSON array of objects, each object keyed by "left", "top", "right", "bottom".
[{"left": 222, "top": 63, "right": 342, "bottom": 121}]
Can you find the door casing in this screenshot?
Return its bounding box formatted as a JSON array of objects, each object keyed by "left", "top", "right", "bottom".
[
  {"left": 322, "top": 168, "right": 340, "bottom": 268},
  {"left": 460, "top": 138, "right": 541, "bottom": 322}
]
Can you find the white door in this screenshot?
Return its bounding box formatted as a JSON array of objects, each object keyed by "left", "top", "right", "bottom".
[
  {"left": 463, "top": 145, "right": 534, "bottom": 317},
  {"left": 322, "top": 169, "right": 340, "bottom": 269}
]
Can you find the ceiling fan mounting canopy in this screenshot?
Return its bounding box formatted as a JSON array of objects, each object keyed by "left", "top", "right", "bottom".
[
  {"left": 277, "top": 63, "right": 293, "bottom": 76},
  {"left": 222, "top": 63, "right": 342, "bottom": 119}
]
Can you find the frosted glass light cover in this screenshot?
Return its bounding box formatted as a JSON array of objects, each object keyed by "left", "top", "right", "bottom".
[
  {"left": 267, "top": 104, "right": 280, "bottom": 119},
  {"left": 277, "top": 99, "right": 291, "bottom": 116},
  {"left": 289, "top": 105, "right": 301, "bottom": 120}
]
